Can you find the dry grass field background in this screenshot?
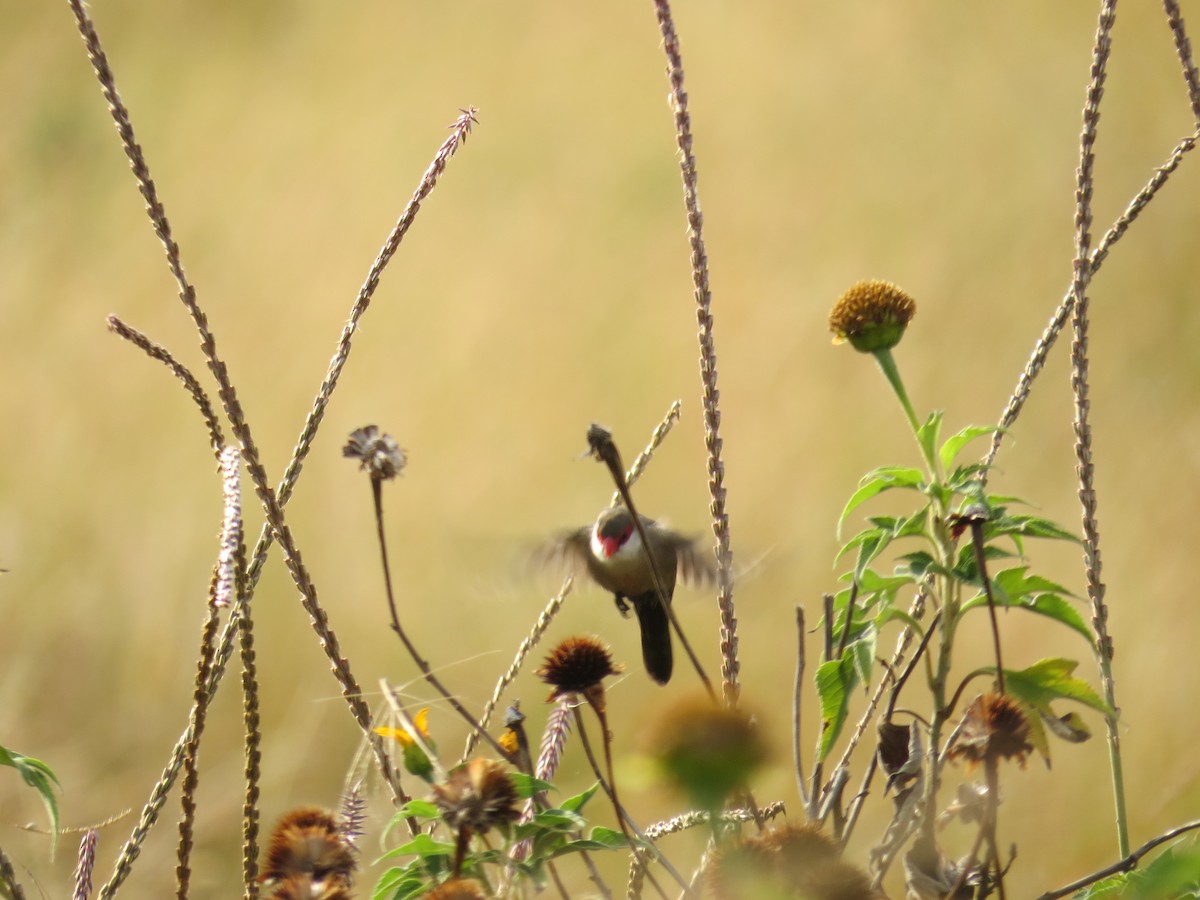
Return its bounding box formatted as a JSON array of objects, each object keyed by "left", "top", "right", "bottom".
[{"left": 3, "top": 2, "right": 1200, "bottom": 896}]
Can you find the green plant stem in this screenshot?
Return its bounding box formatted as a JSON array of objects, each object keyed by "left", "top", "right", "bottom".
[{"left": 873, "top": 348, "right": 920, "bottom": 435}]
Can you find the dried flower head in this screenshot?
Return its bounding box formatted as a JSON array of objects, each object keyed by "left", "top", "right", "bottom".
[
  {"left": 829, "top": 280, "right": 917, "bottom": 352},
  {"left": 537, "top": 636, "right": 622, "bottom": 702},
  {"left": 652, "top": 696, "right": 767, "bottom": 811},
  {"left": 260, "top": 806, "right": 355, "bottom": 899},
  {"left": 948, "top": 692, "right": 1034, "bottom": 770},
  {"left": 425, "top": 878, "right": 488, "bottom": 900},
  {"left": 433, "top": 758, "right": 520, "bottom": 835},
  {"left": 343, "top": 425, "right": 407, "bottom": 481},
  {"left": 706, "top": 823, "right": 878, "bottom": 900}
]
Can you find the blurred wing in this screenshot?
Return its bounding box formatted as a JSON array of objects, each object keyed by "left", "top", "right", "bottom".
[
  {"left": 668, "top": 535, "right": 718, "bottom": 589},
  {"left": 536, "top": 526, "right": 594, "bottom": 580}
]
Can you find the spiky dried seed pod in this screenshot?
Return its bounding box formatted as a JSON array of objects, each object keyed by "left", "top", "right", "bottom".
[
  {"left": 948, "top": 692, "right": 1034, "bottom": 769},
  {"left": 829, "top": 280, "right": 917, "bottom": 352},
  {"left": 706, "top": 823, "right": 878, "bottom": 900},
  {"left": 537, "top": 636, "right": 622, "bottom": 700},
  {"left": 425, "top": 878, "right": 489, "bottom": 899},
  {"left": 259, "top": 806, "right": 355, "bottom": 899},
  {"left": 343, "top": 425, "right": 407, "bottom": 481},
  {"left": 652, "top": 695, "right": 767, "bottom": 811},
  {"left": 432, "top": 758, "right": 520, "bottom": 835}
]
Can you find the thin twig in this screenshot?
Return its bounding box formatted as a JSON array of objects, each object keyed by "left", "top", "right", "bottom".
[
  {"left": 1069, "top": 0, "right": 1128, "bottom": 860},
  {"left": 106, "top": 316, "right": 223, "bottom": 457},
  {"left": 792, "top": 607, "right": 808, "bottom": 808},
  {"left": 649, "top": 0, "right": 741, "bottom": 707},
  {"left": 367, "top": 476, "right": 511, "bottom": 760},
  {"left": 968, "top": 519, "right": 1005, "bottom": 694},
  {"left": 571, "top": 708, "right": 693, "bottom": 899},
  {"left": 982, "top": 129, "right": 1198, "bottom": 474},
  {"left": 175, "top": 575, "right": 222, "bottom": 899},
  {"left": 609, "top": 400, "right": 683, "bottom": 508},
  {"left": 462, "top": 577, "right": 573, "bottom": 762},
  {"left": 1036, "top": 819, "right": 1200, "bottom": 899},
  {"left": 1163, "top": 0, "right": 1200, "bottom": 123}
]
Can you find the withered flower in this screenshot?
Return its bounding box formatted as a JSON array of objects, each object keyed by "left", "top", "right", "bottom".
[
  {"left": 829, "top": 280, "right": 917, "bottom": 353},
  {"left": 948, "top": 692, "right": 1034, "bottom": 770},
  {"left": 652, "top": 695, "right": 767, "bottom": 812},
  {"left": 706, "top": 823, "right": 878, "bottom": 900},
  {"left": 259, "top": 806, "right": 355, "bottom": 899},
  {"left": 343, "top": 425, "right": 407, "bottom": 481},
  {"left": 425, "top": 878, "right": 488, "bottom": 900},
  {"left": 537, "top": 636, "right": 622, "bottom": 709},
  {"left": 432, "top": 758, "right": 520, "bottom": 835}
]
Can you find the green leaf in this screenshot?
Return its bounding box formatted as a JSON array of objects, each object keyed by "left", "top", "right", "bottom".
[
  {"left": 915, "top": 411, "right": 943, "bottom": 468},
  {"left": 526, "top": 809, "right": 587, "bottom": 833},
  {"left": 509, "top": 772, "right": 556, "bottom": 799},
  {"left": 378, "top": 833, "right": 456, "bottom": 863},
  {"left": 1076, "top": 842, "right": 1200, "bottom": 898},
  {"left": 815, "top": 656, "right": 857, "bottom": 761},
  {"left": 559, "top": 782, "right": 598, "bottom": 813},
  {"left": 372, "top": 868, "right": 428, "bottom": 900},
  {"left": 875, "top": 606, "right": 926, "bottom": 637},
  {"left": 392, "top": 799, "right": 440, "bottom": 821},
  {"left": 846, "top": 633, "right": 875, "bottom": 691},
  {"left": 939, "top": 425, "right": 1000, "bottom": 471},
  {"left": 960, "top": 591, "right": 1093, "bottom": 645},
  {"left": 552, "top": 827, "right": 632, "bottom": 855},
  {"left": 0, "top": 745, "right": 60, "bottom": 848},
  {"left": 1002, "top": 658, "right": 1115, "bottom": 721},
  {"left": 838, "top": 467, "right": 927, "bottom": 537},
  {"left": 987, "top": 513, "right": 1080, "bottom": 544}
]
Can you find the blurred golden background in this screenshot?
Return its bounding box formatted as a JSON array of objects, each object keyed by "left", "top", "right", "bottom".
[{"left": 4, "top": 1, "right": 1200, "bottom": 896}]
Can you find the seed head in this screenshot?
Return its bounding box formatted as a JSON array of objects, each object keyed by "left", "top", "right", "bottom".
[
  {"left": 537, "top": 636, "right": 622, "bottom": 702},
  {"left": 432, "top": 758, "right": 520, "bottom": 835},
  {"left": 829, "top": 280, "right": 917, "bottom": 352},
  {"left": 259, "top": 806, "right": 355, "bottom": 899},
  {"left": 652, "top": 696, "right": 767, "bottom": 811},
  {"left": 706, "top": 823, "right": 878, "bottom": 900},
  {"left": 948, "top": 692, "right": 1034, "bottom": 770},
  {"left": 343, "top": 425, "right": 407, "bottom": 481}
]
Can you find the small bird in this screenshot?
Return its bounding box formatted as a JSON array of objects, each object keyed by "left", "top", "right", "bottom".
[{"left": 557, "top": 507, "right": 714, "bottom": 685}]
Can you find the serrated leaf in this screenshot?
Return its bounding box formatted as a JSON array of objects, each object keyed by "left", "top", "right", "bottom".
[
  {"left": 835, "top": 527, "right": 884, "bottom": 564},
  {"left": 897, "top": 550, "right": 938, "bottom": 578},
  {"left": 987, "top": 514, "right": 1080, "bottom": 544},
  {"left": 509, "top": 773, "right": 556, "bottom": 799},
  {"left": 528, "top": 809, "right": 587, "bottom": 833},
  {"left": 372, "top": 868, "right": 427, "bottom": 900},
  {"left": 1002, "top": 658, "right": 1115, "bottom": 721},
  {"left": 837, "top": 467, "right": 927, "bottom": 537},
  {"left": 392, "top": 799, "right": 440, "bottom": 821},
  {"left": 553, "top": 827, "right": 631, "bottom": 855},
  {"left": 559, "top": 782, "right": 598, "bottom": 813},
  {"left": 875, "top": 606, "right": 926, "bottom": 637},
  {"left": 916, "top": 411, "right": 943, "bottom": 467},
  {"left": 939, "top": 425, "right": 999, "bottom": 471},
  {"left": 815, "top": 657, "right": 856, "bottom": 761},
  {"left": 849, "top": 632, "right": 876, "bottom": 691},
  {"left": 857, "top": 568, "right": 917, "bottom": 594},
  {"left": 378, "top": 833, "right": 456, "bottom": 862},
  {"left": 959, "top": 590, "right": 1093, "bottom": 645}
]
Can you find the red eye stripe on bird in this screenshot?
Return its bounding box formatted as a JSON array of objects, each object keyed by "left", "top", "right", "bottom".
[{"left": 551, "top": 507, "right": 714, "bottom": 685}]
